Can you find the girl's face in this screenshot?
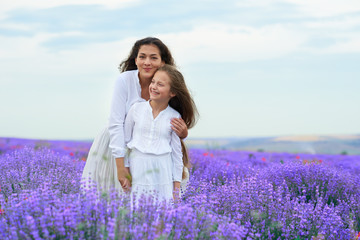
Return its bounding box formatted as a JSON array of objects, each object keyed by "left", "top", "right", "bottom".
[
  {"left": 149, "top": 71, "right": 175, "bottom": 103},
  {"left": 135, "top": 44, "right": 164, "bottom": 81}
]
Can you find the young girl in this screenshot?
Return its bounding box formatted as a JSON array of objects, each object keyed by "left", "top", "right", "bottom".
[{"left": 121, "top": 64, "right": 197, "bottom": 202}]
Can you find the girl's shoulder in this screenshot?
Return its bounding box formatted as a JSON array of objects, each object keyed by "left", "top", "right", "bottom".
[{"left": 167, "top": 105, "right": 181, "bottom": 118}]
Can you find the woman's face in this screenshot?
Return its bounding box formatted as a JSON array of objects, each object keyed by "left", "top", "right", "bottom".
[{"left": 135, "top": 44, "right": 164, "bottom": 82}]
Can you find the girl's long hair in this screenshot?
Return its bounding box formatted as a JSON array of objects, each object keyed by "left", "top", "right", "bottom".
[
  {"left": 119, "top": 37, "right": 175, "bottom": 72},
  {"left": 157, "top": 65, "right": 199, "bottom": 179}
]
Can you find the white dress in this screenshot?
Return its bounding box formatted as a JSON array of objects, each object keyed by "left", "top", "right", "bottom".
[
  {"left": 81, "top": 70, "right": 142, "bottom": 192},
  {"left": 81, "top": 70, "right": 189, "bottom": 194},
  {"left": 124, "top": 101, "right": 183, "bottom": 202}
]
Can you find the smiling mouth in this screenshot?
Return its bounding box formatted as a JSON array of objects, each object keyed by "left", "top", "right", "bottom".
[{"left": 150, "top": 89, "right": 159, "bottom": 95}]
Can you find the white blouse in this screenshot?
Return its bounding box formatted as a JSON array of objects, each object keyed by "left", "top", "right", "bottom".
[
  {"left": 108, "top": 70, "right": 145, "bottom": 158},
  {"left": 124, "top": 101, "right": 183, "bottom": 182}
]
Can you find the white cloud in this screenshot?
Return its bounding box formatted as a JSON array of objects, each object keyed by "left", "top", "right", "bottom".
[
  {"left": 283, "top": 0, "right": 360, "bottom": 18},
  {"left": 4, "top": 19, "right": 360, "bottom": 81},
  {"left": 0, "top": 23, "right": 308, "bottom": 78},
  {"left": 299, "top": 16, "right": 360, "bottom": 54},
  {"left": 0, "top": 33, "right": 138, "bottom": 83},
  {"left": 321, "top": 34, "right": 360, "bottom": 54},
  {"left": 236, "top": 0, "right": 282, "bottom": 7},
  {"left": 0, "top": 0, "right": 141, "bottom": 20},
  {"left": 1, "top": 19, "right": 359, "bottom": 82},
  {"left": 0, "top": 34, "right": 51, "bottom": 60},
  {"left": 1, "top": 0, "right": 138, "bottom": 10},
  {"left": 159, "top": 23, "right": 307, "bottom": 65},
  {"left": 0, "top": 22, "right": 32, "bottom": 31},
  {"left": 304, "top": 15, "right": 360, "bottom": 30},
  {"left": 237, "top": 0, "right": 360, "bottom": 18}
]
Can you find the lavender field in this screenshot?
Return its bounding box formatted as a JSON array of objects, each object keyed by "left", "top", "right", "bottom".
[{"left": 0, "top": 137, "right": 360, "bottom": 240}]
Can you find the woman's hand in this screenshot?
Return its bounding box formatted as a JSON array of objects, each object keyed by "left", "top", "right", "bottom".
[
  {"left": 171, "top": 118, "right": 188, "bottom": 139},
  {"left": 115, "top": 157, "right": 131, "bottom": 192},
  {"left": 173, "top": 181, "right": 181, "bottom": 203},
  {"left": 118, "top": 167, "right": 131, "bottom": 192}
]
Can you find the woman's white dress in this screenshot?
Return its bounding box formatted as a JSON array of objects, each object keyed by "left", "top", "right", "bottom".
[
  {"left": 81, "top": 127, "right": 123, "bottom": 192},
  {"left": 81, "top": 70, "right": 189, "bottom": 195},
  {"left": 124, "top": 101, "right": 183, "bottom": 202}
]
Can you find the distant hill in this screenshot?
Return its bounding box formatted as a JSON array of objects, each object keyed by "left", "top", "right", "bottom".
[
  {"left": 1, "top": 135, "right": 359, "bottom": 155},
  {"left": 185, "top": 134, "right": 360, "bottom": 155}
]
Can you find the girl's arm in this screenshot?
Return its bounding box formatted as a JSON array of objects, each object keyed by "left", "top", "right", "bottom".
[
  {"left": 170, "top": 127, "right": 183, "bottom": 201},
  {"left": 171, "top": 118, "right": 188, "bottom": 139}
]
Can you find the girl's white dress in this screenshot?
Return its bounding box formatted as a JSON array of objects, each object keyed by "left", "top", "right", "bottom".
[
  {"left": 124, "top": 101, "right": 183, "bottom": 202},
  {"left": 81, "top": 70, "right": 189, "bottom": 195}
]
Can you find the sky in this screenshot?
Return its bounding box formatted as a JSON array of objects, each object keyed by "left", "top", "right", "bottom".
[{"left": 0, "top": 0, "right": 359, "bottom": 140}]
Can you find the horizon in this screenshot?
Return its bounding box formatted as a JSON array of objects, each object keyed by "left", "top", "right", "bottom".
[{"left": 1, "top": 133, "right": 359, "bottom": 142}]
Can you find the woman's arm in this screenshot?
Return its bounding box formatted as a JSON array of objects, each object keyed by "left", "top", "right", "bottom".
[
  {"left": 173, "top": 181, "right": 181, "bottom": 202},
  {"left": 170, "top": 127, "right": 183, "bottom": 201},
  {"left": 116, "top": 157, "right": 131, "bottom": 191},
  {"left": 108, "top": 76, "right": 128, "bottom": 159},
  {"left": 108, "top": 75, "right": 132, "bottom": 191},
  {"left": 171, "top": 118, "right": 188, "bottom": 139},
  {"left": 116, "top": 103, "right": 137, "bottom": 191},
  {"left": 123, "top": 104, "right": 136, "bottom": 168}
]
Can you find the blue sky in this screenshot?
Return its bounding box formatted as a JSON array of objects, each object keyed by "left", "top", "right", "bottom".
[{"left": 0, "top": 0, "right": 359, "bottom": 140}]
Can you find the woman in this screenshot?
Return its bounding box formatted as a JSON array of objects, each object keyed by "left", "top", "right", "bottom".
[{"left": 81, "top": 37, "right": 189, "bottom": 193}]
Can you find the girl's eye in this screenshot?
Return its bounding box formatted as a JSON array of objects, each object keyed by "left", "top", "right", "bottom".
[
  {"left": 139, "top": 56, "right": 145, "bottom": 59},
  {"left": 152, "top": 57, "right": 158, "bottom": 60}
]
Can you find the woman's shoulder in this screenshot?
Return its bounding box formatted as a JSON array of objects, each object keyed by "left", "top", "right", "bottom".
[
  {"left": 130, "top": 101, "right": 147, "bottom": 111},
  {"left": 116, "top": 70, "right": 138, "bottom": 85},
  {"left": 120, "top": 69, "right": 138, "bottom": 77}
]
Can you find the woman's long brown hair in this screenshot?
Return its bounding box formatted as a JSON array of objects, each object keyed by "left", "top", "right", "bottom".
[
  {"left": 157, "top": 65, "right": 199, "bottom": 179},
  {"left": 119, "top": 37, "right": 175, "bottom": 72}
]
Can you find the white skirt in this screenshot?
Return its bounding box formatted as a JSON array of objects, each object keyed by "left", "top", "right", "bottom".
[
  {"left": 81, "top": 127, "right": 189, "bottom": 197},
  {"left": 129, "top": 149, "right": 174, "bottom": 202},
  {"left": 81, "top": 127, "right": 123, "bottom": 193}
]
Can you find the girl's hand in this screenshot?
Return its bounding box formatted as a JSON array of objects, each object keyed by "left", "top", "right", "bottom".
[{"left": 171, "top": 118, "right": 188, "bottom": 139}]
